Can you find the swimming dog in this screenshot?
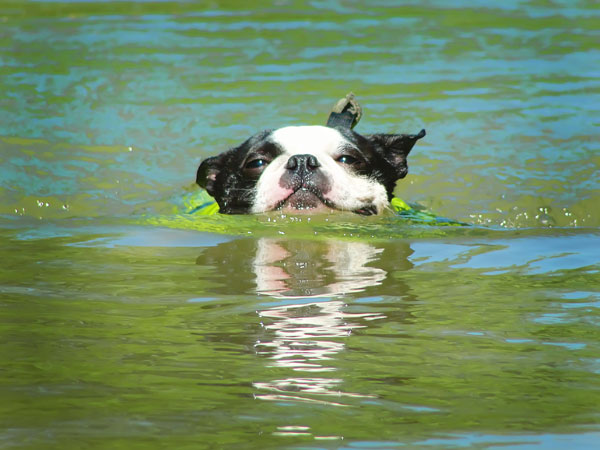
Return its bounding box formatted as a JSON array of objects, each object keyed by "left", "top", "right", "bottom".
[{"left": 196, "top": 97, "right": 425, "bottom": 215}]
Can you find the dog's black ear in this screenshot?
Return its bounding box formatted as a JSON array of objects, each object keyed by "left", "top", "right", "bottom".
[
  {"left": 367, "top": 129, "right": 426, "bottom": 179},
  {"left": 196, "top": 156, "right": 222, "bottom": 196}
]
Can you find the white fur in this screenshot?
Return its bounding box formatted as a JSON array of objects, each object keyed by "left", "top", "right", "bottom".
[{"left": 250, "top": 126, "right": 388, "bottom": 213}]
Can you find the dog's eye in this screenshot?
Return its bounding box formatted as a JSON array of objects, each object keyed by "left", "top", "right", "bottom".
[
  {"left": 336, "top": 155, "right": 359, "bottom": 165},
  {"left": 245, "top": 159, "right": 268, "bottom": 169}
]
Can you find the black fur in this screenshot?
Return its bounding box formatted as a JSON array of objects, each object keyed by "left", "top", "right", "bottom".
[
  {"left": 196, "top": 131, "right": 276, "bottom": 214},
  {"left": 335, "top": 127, "right": 426, "bottom": 201}
]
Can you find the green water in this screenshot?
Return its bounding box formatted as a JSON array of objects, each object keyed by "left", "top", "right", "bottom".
[{"left": 1, "top": 1, "right": 599, "bottom": 449}]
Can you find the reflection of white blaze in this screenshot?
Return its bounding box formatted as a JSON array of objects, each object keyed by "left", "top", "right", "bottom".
[
  {"left": 324, "top": 241, "right": 386, "bottom": 295},
  {"left": 253, "top": 238, "right": 291, "bottom": 296},
  {"left": 253, "top": 238, "right": 386, "bottom": 298},
  {"left": 256, "top": 300, "right": 384, "bottom": 372},
  {"left": 252, "top": 238, "right": 386, "bottom": 406},
  {"left": 254, "top": 301, "right": 381, "bottom": 405}
]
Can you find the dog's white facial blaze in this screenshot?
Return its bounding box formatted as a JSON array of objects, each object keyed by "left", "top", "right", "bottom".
[{"left": 250, "top": 126, "right": 388, "bottom": 214}]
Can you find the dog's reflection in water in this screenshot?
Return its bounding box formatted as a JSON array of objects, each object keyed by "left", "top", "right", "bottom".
[
  {"left": 196, "top": 237, "right": 413, "bottom": 407},
  {"left": 251, "top": 238, "right": 391, "bottom": 406},
  {"left": 254, "top": 239, "right": 386, "bottom": 364}
]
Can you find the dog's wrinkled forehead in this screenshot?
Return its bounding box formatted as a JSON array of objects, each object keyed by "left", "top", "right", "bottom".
[{"left": 269, "top": 125, "right": 352, "bottom": 157}]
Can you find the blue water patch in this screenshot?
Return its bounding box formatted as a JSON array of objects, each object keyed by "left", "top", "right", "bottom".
[
  {"left": 543, "top": 342, "right": 587, "bottom": 351},
  {"left": 258, "top": 297, "right": 335, "bottom": 308},
  {"left": 533, "top": 313, "right": 569, "bottom": 325},
  {"left": 409, "top": 242, "right": 472, "bottom": 265},
  {"left": 451, "top": 234, "right": 600, "bottom": 274},
  {"left": 561, "top": 291, "right": 600, "bottom": 301},
  {"left": 354, "top": 296, "right": 383, "bottom": 303},
  {"left": 415, "top": 432, "right": 600, "bottom": 448},
  {"left": 562, "top": 301, "right": 600, "bottom": 310},
  {"left": 67, "top": 227, "right": 234, "bottom": 247},
  {"left": 187, "top": 297, "right": 218, "bottom": 303}
]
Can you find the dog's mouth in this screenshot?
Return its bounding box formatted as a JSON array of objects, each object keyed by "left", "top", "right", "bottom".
[
  {"left": 275, "top": 187, "right": 377, "bottom": 216},
  {"left": 277, "top": 187, "right": 331, "bottom": 213}
]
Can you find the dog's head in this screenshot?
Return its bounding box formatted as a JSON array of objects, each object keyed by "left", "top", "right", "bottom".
[{"left": 196, "top": 125, "right": 425, "bottom": 215}]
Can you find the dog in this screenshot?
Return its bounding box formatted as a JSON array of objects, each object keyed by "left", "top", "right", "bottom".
[{"left": 196, "top": 98, "right": 425, "bottom": 215}]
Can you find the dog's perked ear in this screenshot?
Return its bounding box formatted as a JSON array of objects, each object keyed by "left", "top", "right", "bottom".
[
  {"left": 367, "top": 129, "right": 426, "bottom": 179},
  {"left": 196, "top": 155, "right": 223, "bottom": 197}
]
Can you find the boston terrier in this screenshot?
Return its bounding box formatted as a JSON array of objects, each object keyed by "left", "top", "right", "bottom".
[{"left": 196, "top": 95, "right": 425, "bottom": 215}]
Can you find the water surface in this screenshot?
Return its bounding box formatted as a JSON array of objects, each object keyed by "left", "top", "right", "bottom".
[{"left": 1, "top": 1, "right": 599, "bottom": 449}]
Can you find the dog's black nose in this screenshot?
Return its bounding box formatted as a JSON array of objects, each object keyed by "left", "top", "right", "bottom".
[{"left": 285, "top": 154, "right": 320, "bottom": 172}]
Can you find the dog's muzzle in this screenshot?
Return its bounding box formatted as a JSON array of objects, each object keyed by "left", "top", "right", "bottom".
[{"left": 278, "top": 154, "right": 332, "bottom": 210}]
